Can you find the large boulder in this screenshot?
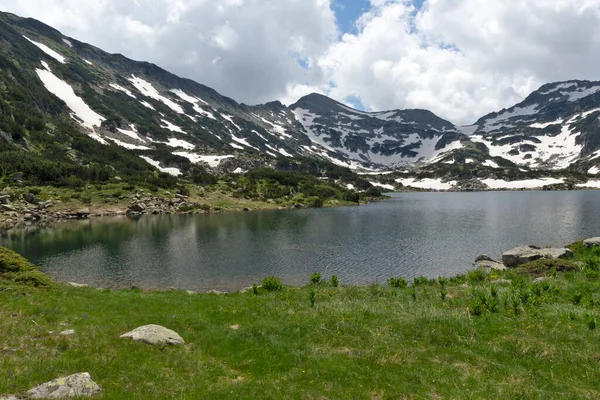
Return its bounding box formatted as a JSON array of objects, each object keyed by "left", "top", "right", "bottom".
[
  {"left": 583, "top": 237, "right": 600, "bottom": 248},
  {"left": 502, "top": 246, "right": 542, "bottom": 267},
  {"left": 23, "top": 193, "right": 38, "bottom": 205},
  {"left": 473, "top": 254, "right": 507, "bottom": 271},
  {"left": 502, "top": 245, "right": 573, "bottom": 268},
  {"left": 26, "top": 372, "right": 101, "bottom": 399},
  {"left": 120, "top": 324, "right": 184, "bottom": 346}
]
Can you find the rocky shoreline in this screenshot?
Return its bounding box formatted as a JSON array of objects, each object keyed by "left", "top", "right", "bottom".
[{"left": 0, "top": 190, "right": 235, "bottom": 231}]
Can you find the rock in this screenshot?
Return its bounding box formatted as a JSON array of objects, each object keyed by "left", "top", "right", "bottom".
[
  {"left": 473, "top": 254, "right": 507, "bottom": 270},
  {"left": 533, "top": 277, "right": 550, "bottom": 283},
  {"left": 502, "top": 245, "right": 572, "bottom": 267},
  {"left": 76, "top": 208, "right": 90, "bottom": 218},
  {"left": 583, "top": 237, "right": 600, "bottom": 248},
  {"left": 69, "top": 282, "right": 88, "bottom": 288},
  {"left": 38, "top": 200, "right": 53, "bottom": 209},
  {"left": 502, "top": 245, "right": 543, "bottom": 267},
  {"left": 475, "top": 254, "right": 495, "bottom": 262},
  {"left": 60, "top": 329, "right": 76, "bottom": 336},
  {"left": 1, "top": 204, "right": 16, "bottom": 212},
  {"left": 24, "top": 213, "right": 33, "bottom": 221},
  {"left": 538, "top": 248, "right": 573, "bottom": 260},
  {"left": 26, "top": 372, "right": 101, "bottom": 399},
  {"left": 491, "top": 279, "right": 512, "bottom": 285},
  {"left": 23, "top": 193, "right": 38, "bottom": 204},
  {"left": 185, "top": 290, "right": 197, "bottom": 295},
  {"left": 129, "top": 203, "right": 145, "bottom": 213},
  {"left": 0, "top": 395, "right": 20, "bottom": 400},
  {"left": 0, "top": 195, "right": 9, "bottom": 205},
  {"left": 207, "top": 290, "right": 227, "bottom": 295},
  {"left": 120, "top": 324, "right": 184, "bottom": 346}
]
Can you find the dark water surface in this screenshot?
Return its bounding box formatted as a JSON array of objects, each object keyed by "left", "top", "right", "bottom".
[{"left": 2, "top": 191, "right": 600, "bottom": 291}]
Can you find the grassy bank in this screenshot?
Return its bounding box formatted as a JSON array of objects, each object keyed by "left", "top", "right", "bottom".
[{"left": 1, "top": 244, "right": 600, "bottom": 398}]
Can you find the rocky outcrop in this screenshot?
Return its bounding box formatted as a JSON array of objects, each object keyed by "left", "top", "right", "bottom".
[
  {"left": 26, "top": 372, "right": 101, "bottom": 399},
  {"left": 473, "top": 254, "right": 507, "bottom": 270},
  {"left": 120, "top": 324, "right": 185, "bottom": 346},
  {"left": 583, "top": 237, "right": 600, "bottom": 248},
  {"left": 502, "top": 245, "right": 573, "bottom": 267}
]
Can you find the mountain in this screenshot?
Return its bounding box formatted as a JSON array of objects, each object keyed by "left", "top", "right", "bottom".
[
  {"left": 460, "top": 80, "right": 600, "bottom": 174},
  {"left": 0, "top": 10, "right": 599, "bottom": 188}
]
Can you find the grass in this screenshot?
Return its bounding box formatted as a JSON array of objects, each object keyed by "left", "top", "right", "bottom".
[{"left": 1, "top": 246, "right": 600, "bottom": 398}]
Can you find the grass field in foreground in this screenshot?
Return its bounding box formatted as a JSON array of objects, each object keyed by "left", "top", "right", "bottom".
[{"left": 1, "top": 244, "right": 600, "bottom": 399}]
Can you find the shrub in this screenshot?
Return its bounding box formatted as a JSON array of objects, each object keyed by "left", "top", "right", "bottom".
[
  {"left": 309, "top": 288, "right": 316, "bottom": 307},
  {"left": 413, "top": 277, "right": 430, "bottom": 286},
  {"left": 438, "top": 277, "right": 448, "bottom": 287},
  {"left": 310, "top": 272, "right": 322, "bottom": 285},
  {"left": 585, "top": 312, "right": 597, "bottom": 330},
  {"left": 388, "top": 277, "right": 408, "bottom": 289},
  {"left": 262, "top": 276, "right": 282, "bottom": 292},
  {"left": 330, "top": 275, "right": 339, "bottom": 288},
  {"left": 571, "top": 291, "right": 583, "bottom": 305},
  {"left": 440, "top": 286, "right": 447, "bottom": 302},
  {"left": 467, "top": 269, "right": 488, "bottom": 285}
]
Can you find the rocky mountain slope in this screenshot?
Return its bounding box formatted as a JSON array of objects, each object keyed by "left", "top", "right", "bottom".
[{"left": 0, "top": 11, "right": 599, "bottom": 188}]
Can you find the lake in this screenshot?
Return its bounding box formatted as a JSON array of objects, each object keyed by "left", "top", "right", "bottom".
[{"left": 2, "top": 191, "right": 599, "bottom": 292}]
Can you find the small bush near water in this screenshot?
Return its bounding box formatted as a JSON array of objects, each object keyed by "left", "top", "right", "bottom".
[
  {"left": 262, "top": 276, "right": 283, "bottom": 292},
  {"left": 310, "top": 272, "right": 322, "bottom": 285},
  {"left": 388, "top": 277, "right": 408, "bottom": 288}
]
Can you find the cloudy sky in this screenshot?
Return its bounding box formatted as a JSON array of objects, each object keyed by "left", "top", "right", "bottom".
[{"left": 2, "top": 0, "right": 600, "bottom": 124}]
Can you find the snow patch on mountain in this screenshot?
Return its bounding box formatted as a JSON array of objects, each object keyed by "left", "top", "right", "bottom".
[
  {"left": 35, "top": 62, "right": 105, "bottom": 131},
  {"left": 397, "top": 178, "right": 457, "bottom": 190},
  {"left": 231, "top": 135, "right": 259, "bottom": 150},
  {"left": 529, "top": 119, "right": 563, "bottom": 129},
  {"left": 479, "top": 104, "right": 539, "bottom": 132},
  {"left": 62, "top": 38, "right": 73, "bottom": 47},
  {"left": 220, "top": 113, "right": 242, "bottom": 130},
  {"left": 174, "top": 153, "right": 234, "bottom": 167},
  {"left": 164, "top": 138, "right": 195, "bottom": 150},
  {"left": 472, "top": 124, "right": 582, "bottom": 169},
  {"left": 483, "top": 160, "right": 500, "bottom": 168},
  {"left": 23, "top": 36, "right": 66, "bottom": 64},
  {"left": 170, "top": 89, "right": 216, "bottom": 120},
  {"left": 128, "top": 75, "right": 184, "bottom": 114},
  {"left": 109, "top": 84, "right": 137, "bottom": 99},
  {"left": 83, "top": 59, "right": 93, "bottom": 66},
  {"left": 108, "top": 138, "right": 151, "bottom": 150},
  {"left": 588, "top": 166, "right": 600, "bottom": 175},
  {"left": 482, "top": 178, "right": 564, "bottom": 189},
  {"left": 160, "top": 119, "right": 186, "bottom": 134},
  {"left": 117, "top": 125, "right": 145, "bottom": 142},
  {"left": 577, "top": 180, "right": 600, "bottom": 188},
  {"left": 140, "top": 156, "right": 181, "bottom": 176}
]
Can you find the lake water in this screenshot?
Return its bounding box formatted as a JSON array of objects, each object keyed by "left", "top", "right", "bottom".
[{"left": 2, "top": 191, "right": 600, "bottom": 292}]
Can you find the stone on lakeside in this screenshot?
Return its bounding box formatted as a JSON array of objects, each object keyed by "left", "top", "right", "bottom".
[
  {"left": 120, "top": 324, "right": 184, "bottom": 346},
  {"left": 473, "top": 254, "right": 507, "bottom": 271},
  {"left": 502, "top": 245, "right": 572, "bottom": 268},
  {"left": 26, "top": 372, "right": 101, "bottom": 399},
  {"left": 583, "top": 237, "right": 600, "bottom": 248}
]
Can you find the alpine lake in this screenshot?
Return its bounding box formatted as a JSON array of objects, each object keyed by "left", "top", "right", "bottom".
[{"left": 2, "top": 190, "right": 600, "bottom": 292}]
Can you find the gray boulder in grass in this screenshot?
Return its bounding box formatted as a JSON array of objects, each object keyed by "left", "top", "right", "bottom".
[
  {"left": 502, "top": 245, "right": 573, "bottom": 268},
  {"left": 26, "top": 372, "right": 101, "bottom": 398},
  {"left": 583, "top": 237, "right": 600, "bottom": 248},
  {"left": 120, "top": 324, "right": 185, "bottom": 345}
]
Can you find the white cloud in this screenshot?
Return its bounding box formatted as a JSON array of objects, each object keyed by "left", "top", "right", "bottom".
[
  {"left": 316, "top": 0, "right": 600, "bottom": 124},
  {"left": 2, "top": 0, "right": 600, "bottom": 125}
]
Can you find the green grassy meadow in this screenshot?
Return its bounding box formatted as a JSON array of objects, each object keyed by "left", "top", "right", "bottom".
[{"left": 1, "top": 244, "right": 600, "bottom": 399}]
